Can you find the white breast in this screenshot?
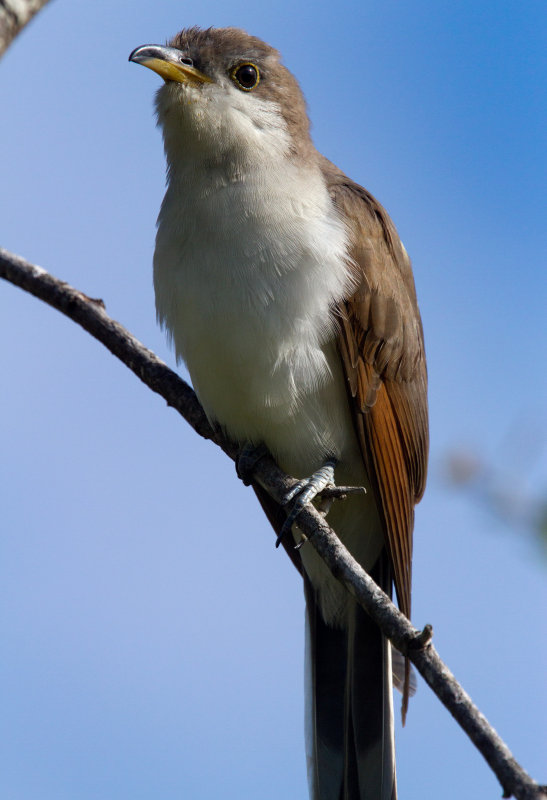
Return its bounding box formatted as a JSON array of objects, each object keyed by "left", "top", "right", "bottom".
[{"left": 154, "top": 152, "right": 357, "bottom": 478}]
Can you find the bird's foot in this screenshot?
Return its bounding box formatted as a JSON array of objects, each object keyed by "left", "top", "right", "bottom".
[
  {"left": 236, "top": 442, "right": 269, "bottom": 486},
  {"left": 276, "top": 459, "right": 338, "bottom": 548},
  {"left": 237, "top": 447, "right": 365, "bottom": 550}
]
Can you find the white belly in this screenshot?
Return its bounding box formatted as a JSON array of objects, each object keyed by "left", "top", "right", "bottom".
[
  {"left": 154, "top": 162, "right": 354, "bottom": 471},
  {"left": 154, "top": 160, "right": 384, "bottom": 621}
]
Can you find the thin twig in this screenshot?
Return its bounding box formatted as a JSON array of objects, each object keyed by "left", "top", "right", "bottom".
[
  {"left": 0, "top": 0, "right": 51, "bottom": 59},
  {"left": 1, "top": 247, "right": 545, "bottom": 800}
]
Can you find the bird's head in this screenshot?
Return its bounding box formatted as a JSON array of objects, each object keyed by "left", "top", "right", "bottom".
[{"left": 130, "top": 27, "right": 313, "bottom": 169}]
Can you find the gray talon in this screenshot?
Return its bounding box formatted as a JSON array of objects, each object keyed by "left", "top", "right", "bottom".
[{"left": 276, "top": 459, "right": 337, "bottom": 547}]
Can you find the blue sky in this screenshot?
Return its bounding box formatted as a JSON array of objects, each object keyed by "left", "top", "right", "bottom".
[{"left": 1, "top": 1, "right": 545, "bottom": 798}]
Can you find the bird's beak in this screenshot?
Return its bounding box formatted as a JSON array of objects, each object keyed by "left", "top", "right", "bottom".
[{"left": 129, "top": 45, "right": 212, "bottom": 85}]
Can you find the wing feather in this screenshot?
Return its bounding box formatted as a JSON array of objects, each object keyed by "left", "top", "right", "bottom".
[{"left": 324, "top": 157, "right": 429, "bottom": 626}]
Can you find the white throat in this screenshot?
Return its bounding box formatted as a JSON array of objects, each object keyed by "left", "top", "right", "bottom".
[{"left": 156, "top": 79, "right": 293, "bottom": 169}]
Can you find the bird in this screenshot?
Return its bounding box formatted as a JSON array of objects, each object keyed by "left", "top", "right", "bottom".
[{"left": 130, "top": 27, "right": 428, "bottom": 800}]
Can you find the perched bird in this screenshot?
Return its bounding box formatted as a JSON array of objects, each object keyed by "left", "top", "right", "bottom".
[{"left": 130, "top": 27, "right": 428, "bottom": 800}]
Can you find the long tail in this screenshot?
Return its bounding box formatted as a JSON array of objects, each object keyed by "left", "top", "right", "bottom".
[{"left": 304, "top": 552, "right": 396, "bottom": 800}]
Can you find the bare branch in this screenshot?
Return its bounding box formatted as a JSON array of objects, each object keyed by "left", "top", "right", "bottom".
[
  {"left": 1, "top": 247, "right": 545, "bottom": 800},
  {"left": 0, "top": 247, "right": 216, "bottom": 442},
  {"left": 277, "top": 500, "right": 546, "bottom": 800},
  {"left": 0, "top": 0, "right": 51, "bottom": 59}
]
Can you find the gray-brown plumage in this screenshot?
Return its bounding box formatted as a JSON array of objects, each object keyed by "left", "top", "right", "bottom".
[
  {"left": 130, "top": 26, "right": 428, "bottom": 800},
  {"left": 169, "top": 27, "right": 316, "bottom": 161},
  {"left": 330, "top": 166, "right": 429, "bottom": 721},
  {"left": 329, "top": 162, "right": 429, "bottom": 621}
]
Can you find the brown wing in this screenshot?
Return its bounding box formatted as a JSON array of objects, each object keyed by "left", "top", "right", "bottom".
[{"left": 322, "top": 158, "right": 429, "bottom": 624}]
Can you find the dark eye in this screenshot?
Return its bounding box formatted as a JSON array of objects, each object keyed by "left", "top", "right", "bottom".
[
  {"left": 231, "top": 62, "right": 260, "bottom": 91},
  {"left": 179, "top": 56, "right": 194, "bottom": 66}
]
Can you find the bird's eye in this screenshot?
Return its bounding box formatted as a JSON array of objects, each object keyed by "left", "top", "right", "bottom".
[
  {"left": 179, "top": 56, "right": 194, "bottom": 66},
  {"left": 231, "top": 62, "right": 260, "bottom": 91}
]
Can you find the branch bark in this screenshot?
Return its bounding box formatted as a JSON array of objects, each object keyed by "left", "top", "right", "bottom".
[
  {"left": 1, "top": 247, "right": 545, "bottom": 800},
  {"left": 0, "top": 0, "right": 51, "bottom": 59}
]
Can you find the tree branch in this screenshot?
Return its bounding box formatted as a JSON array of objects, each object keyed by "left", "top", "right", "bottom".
[
  {"left": 1, "top": 247, "right": 545, "bottom": 800},
  {"left": 0, "top": 0, "right": 51, "bottom": 59}
]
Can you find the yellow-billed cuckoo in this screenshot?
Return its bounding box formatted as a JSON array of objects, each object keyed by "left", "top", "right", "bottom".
[{"left": 130, "top": 27, "right": 428, "bottom": 800}]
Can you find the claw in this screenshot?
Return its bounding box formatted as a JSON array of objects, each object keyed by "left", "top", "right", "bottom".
[
  {"left": 282, "top": 477, "right": 310, "bottom": 505},
  {"left": 236, "top": 442, "right": 269, "bottom": 486},
  {"left": 275, "top": 459, "right": 337, "bottom": 548}
]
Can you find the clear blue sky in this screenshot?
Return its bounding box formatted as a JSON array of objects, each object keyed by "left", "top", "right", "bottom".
[{"left": 1, "top": 1, "right": 545, "bottom": 798}]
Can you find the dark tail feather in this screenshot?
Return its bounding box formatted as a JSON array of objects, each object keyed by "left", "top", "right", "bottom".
[{"left": 305, "top": 552, "right": 396, "bottom": 800}]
